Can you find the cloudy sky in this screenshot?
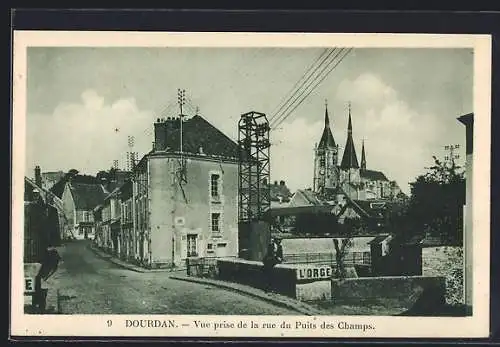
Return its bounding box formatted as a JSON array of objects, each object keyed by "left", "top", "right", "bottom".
[{"left": 25, "top": 47, "right": 473, "bottom": 194}]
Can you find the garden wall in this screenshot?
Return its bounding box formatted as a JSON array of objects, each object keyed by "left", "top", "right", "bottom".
[{"left": 331, "top": 276, "right": 446, "bottom": 308}]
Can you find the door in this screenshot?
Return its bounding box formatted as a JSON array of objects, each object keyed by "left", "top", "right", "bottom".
[{"left": 187, "top": 234, "right": 198, "bottom": 257}]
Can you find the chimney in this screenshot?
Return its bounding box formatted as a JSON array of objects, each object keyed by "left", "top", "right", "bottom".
[
  {"left": 35, "top": 165, "right": 42, "bottom": 187},
  {"left": 279, "top": 180, "right": 285, "bottom": 186},
  {"left": 154, "top": 121, "right": 167, "bottom": 151},
  {"left": 274, "top": 181, "right": 278, "bottom": 186}
]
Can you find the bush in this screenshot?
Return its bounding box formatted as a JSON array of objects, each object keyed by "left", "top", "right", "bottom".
[{"left": 442, "top": 246, "right": 464, "bottom": 305}]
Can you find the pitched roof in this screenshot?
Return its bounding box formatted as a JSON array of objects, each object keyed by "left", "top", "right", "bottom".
[
  {"left": 155, "top": 115, "right": 239, "bottom": 159},
  {"left": 340, "top": 113, "right": 359, "bottom": 169},
  {"left": 317, "top": 106, "right": 336, "bottom": 149},
  {"left": 360, "top": 169, "right": 388, "bottom": 181},
  {"left": 69, "top": 182, "right": 106, "bottom": 210},
  {"left": 103, "top": 170, "right": 131, "bottom": 194},
  {"left": 353, "top": 199, "right": 387, "bottom": 218},
  {"left": 295, "top": 189, "right": 322, "bottom": 206},
  {"left": 50, "top": 174, "right": 100, "bottom": 198},
  {"left": 367, "top": 234, "right": 392, "bottom": 245}
]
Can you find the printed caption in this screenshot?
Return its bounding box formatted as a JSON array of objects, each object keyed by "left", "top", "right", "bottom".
[{"left": 114, "top": 318, "right": 376, "bottom": 333}]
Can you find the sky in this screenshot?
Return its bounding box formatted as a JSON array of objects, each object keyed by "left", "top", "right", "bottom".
[{"left": 25, "top": 47, "right": 473, "bottom": 195}]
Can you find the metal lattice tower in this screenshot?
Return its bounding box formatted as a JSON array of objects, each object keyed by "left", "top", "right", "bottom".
[
  {"left": 238, "top": 111, "right": 271, "bottom": 222},
  {"left": 127, "top": 135, "right": 137, "bottom": 171}
]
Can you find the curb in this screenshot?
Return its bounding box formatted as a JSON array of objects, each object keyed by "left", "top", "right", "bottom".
[
  {"left": 170, "top": 275, "right": 323, "bottom": 316},
  {"left": 88, "top": 244, "right": 184, "bottom": 274}
]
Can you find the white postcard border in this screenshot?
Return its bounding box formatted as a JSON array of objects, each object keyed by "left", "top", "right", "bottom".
[{"left": 11, "top": 31, "right": 492, "bottom": 338}]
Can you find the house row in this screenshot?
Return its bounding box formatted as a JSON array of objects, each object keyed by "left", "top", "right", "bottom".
[{"left": 91, "top": 114, "right": 242, "bottom": 268}]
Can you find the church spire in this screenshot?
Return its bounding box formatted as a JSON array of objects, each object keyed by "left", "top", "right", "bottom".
[
  {"left": 324, "top": 99, "right": 330, "bottom": 127},
  {"left": 347, "top": 102, "right": 353, "bottom": 133},
  {"left": 317, "top": 100, "right": 336, "bottom": 149},
  {"left": 340, "top": 102, "right": 359, "bottom": 169},
  {"left": 361, "top": 139, "right": 366, "bottom": 170}
]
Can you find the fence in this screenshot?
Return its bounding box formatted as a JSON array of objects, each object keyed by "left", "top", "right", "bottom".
[
  {"left": 185, "top": 252, "right": 371, "bottom": 278},
  {"left": 186, "top": 256, "right": 237, "bottom": 278},
  {"left": 283, "top": 251, "right": 371, "bottom": 266}
]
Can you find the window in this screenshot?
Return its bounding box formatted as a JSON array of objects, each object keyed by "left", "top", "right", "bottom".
[
  {"left": 210, "top": 174, "right": 220, "bottom": 198},
  {"left": 211, "top": 213, "right": 220, "bottom": 232},
  {"left": 187, "top": 234, "right": 198, "bottom": 257},
  {"left": 319, "top": 156, "right": 325, "bottom": 167}
]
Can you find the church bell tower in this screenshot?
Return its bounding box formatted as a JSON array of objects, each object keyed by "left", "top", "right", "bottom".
[{"left": 314, "top": 101, "right": 339, "bottom": 196}]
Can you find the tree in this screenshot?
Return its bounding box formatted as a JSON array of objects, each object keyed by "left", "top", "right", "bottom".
[
  {"left": 407, "top": 156, "right": 465, "bottom": 245},
  {"left": 332, "top": 217, "right": 358, "bottom": 279}
]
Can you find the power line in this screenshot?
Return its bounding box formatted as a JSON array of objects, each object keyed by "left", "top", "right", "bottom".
[
  {"left": 271, "top": 48, "right": 351, "bottom": 129},
  {"left": 268, "top": 48, "right": 332, "bottom": 121},
  {"left": 269, "top": 48, "right": 339, "bottom": 125},
  {"left": 270, "top": 48, "right": 345, "bottom": 128}
]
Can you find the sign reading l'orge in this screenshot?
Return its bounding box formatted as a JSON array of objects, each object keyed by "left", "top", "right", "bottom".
[{"left": 296, "top": 265, "right": 333, "bottom": 280}]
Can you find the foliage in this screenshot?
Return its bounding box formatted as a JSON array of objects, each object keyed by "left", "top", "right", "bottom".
[
  {"left": 442, "top": 246, "right": 464, "bottom": 305},
  {"left": 408, "top": 156, "right": 465, "bottom": 245},
  {"left": 333, "top": 217, "right": 359, "bottom": 279},
  {"left": 382, "top": 156, "right": 465, "bottom": 245},
  {"left": 333, "top": 238, "right": 352, "bottom": 279}
]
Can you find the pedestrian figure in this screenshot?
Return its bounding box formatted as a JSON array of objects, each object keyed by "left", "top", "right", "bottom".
[
  {"left": 262, "top": 237, "right": 284, "bottom": 293},
  {"left": 38, "top": 247, "right": 61, "bottom": 281}
]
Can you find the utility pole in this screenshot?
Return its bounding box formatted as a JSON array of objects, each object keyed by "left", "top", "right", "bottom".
[
  {"left": 178, "top": 89, "right": 186, "bottom": 155},
  {"left": 177, "top": 89, "right": 187, "bottom": 184},
  {"left": 127, "top": 135, "right": 136, "bottom": 171},
  {"left": 444, "top": 144, "right": 460, "bottom": 168}
]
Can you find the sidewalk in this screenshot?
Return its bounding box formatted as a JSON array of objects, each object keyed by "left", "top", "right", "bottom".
[
  {"left": 170, "top": 274, "right": 325, "bottom": 316},
  {"left": 88, "top": 244, "right": 184, "bottom": 273}
]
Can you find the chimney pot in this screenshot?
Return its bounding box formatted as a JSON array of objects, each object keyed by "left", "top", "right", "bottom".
[
  {"left": 274, "top": 181, "right": 278, "bottom": 185},
  {"left": 280, "top": 180, "right": 285, "bottom": 186}
]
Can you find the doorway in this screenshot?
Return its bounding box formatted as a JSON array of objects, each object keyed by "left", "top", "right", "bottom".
[{"left": 187, "top": 234, "right": 198, "bottom": 257}]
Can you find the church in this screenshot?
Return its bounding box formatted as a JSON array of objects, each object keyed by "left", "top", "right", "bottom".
[{"left": 312, "top": 103, "right": 404, "bottom": 203}]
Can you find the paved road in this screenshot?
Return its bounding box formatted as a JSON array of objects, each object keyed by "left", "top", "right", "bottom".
[{"left": 46, "top": 240, "right": 297, "bottom": 315}]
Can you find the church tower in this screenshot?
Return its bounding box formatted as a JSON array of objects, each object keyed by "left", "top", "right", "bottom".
[
  {"left": 340, "top": 103, "right": 361, "bottom": 189},
  {"left": 313, "top": 101, "right": 339, "bottom": 196},
  {"left": 360, "top": 139, "right": 367, "bottom": 170}
]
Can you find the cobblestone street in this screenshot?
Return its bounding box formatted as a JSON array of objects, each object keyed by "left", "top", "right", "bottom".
[{"left": 46, "top": 240, "right": 298, "bottom": 315}]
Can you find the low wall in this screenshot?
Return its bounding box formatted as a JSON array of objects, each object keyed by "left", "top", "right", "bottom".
[
  {"left": 217, "top": 259, "right": 346, "bottom": 301},
  {"left": 331, "top": 276, "right": 446, "bottom": 308}
]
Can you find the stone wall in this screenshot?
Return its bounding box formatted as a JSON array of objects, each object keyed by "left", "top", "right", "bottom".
[{"left": 331, "top": 276, "right": 446, "bottom": 308}]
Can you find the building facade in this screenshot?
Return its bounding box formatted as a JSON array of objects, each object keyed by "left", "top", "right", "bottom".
[
  {"left": 61, "top": 180, "right": 105, "bottom": 240},
  {"left": 130, "top": 114, "right": 240, "bottom": 268},
  {"left": 119, "top": 180, "right": 135, "bottom": 261}
]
